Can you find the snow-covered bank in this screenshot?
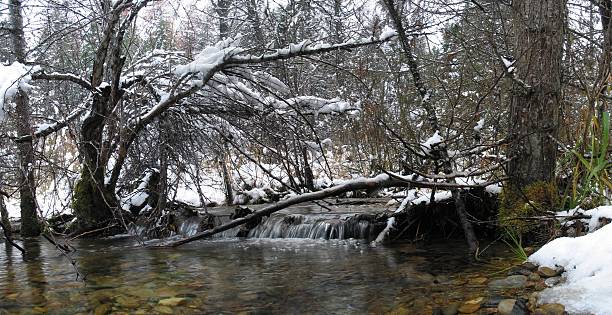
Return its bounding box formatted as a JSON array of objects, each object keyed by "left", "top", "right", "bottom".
[{"left": 529, "top": 206, "right": 612, "bottom": 315}]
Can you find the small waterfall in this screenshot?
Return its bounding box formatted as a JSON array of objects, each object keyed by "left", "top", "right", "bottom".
[
  {"left": 247, "top": 213, "right": 374, "bottom": 240},
  {"left": 177, "top": 216, "right": 203, "bottom": 237}
]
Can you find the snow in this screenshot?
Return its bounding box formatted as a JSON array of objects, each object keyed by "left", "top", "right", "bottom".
[
  {"left": 35, "top": 123, "right": 54, "bottom": 133},
  {"left": 174, "top": 36, "right": 244, "bottom": 76},
  {"left": 120, "top": 170, "right": 156, "bottom": 210},
  {"left": 529, "top": 219, "right": 612, "bottom": 315},
  {"left": 421, "top": 130, "right": 443, "bottom": 153},
  {"left": 0, "top": 62, "right": 39, "bottom": 121},
  {"left": 557, "top": 206, "right": 612, "bottom": 232},
  {"left": 412, "top": 190, "right": 453, "bottom": 205},
  {"left": 379, "top": 26, "right": 398, "bottom": 41},
  {"left": 502, "top": 56, "right": 515, "bottom": 73},
  {"left": 473, "top": 118, "right": 485, "bottom": 131},
  {"left": 485, "top": 183, "right": 502, "bottom": 194}
]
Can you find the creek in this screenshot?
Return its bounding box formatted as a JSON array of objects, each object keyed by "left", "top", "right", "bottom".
[{"left": 0, "top": 202, "right": 526, "bottom": 314}]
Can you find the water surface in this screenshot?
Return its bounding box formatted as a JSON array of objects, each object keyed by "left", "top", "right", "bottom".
[{"left": 0, "top": 237, "right": 515, "bottom": 314}]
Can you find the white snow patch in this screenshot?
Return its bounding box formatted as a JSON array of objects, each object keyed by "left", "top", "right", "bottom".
[
  {"left": 557, "top": 206, "right": 612, "bottom": 232},
  {"left": 174, "top": 36, "right": 244, "bottom": 76},
  {"left": 379, "top": 26, "right": 398, "bottom": 41},
  {"left": 421, "top": 130, "right": 443, "bottom": 153},
  {"left": 0, "top": 62, "right": 39, "bottom": 121},
  {"left": 474, "top": 118, "right": 485, "bottom": 131},
  {"left": 529, "top": 218, "right": 612, "bottom": 315}
]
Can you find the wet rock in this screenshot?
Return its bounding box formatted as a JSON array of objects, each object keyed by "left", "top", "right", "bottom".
[
  {"left": 524, "top": 247, "right": 536, "bottom": 255},
  {"left": 508, "top": 267, "right": 532, "bottom": 276},
  {"left": 5, "top": 293, "right": 18, "bottom": 300},
  {"left": 115, "top": 295, "right": 139, "bottom": 308},
  {"left": 497, "top": 299, "right": 516, "bottom": 315},
  {"left": 482, "top": 296, "right": 508, "bottom": 308},
  {"left": 544, "top": 276, "right": 562, "bottom": 287},
  {"left": 442, "top": 302, "right": 459, "bottom": 315},
  {"left": 93, "top": 304, "right": 112, "bottom": 315},
  {"left": 537, "top": 266, "right": 560, "bottom": 278},
  {"left": 521, "top": 262, "right": 538, "bottom": 271},
  {"left": 458, "top": 297, "right": 483, "bottom": 313},
  {"left": 153, "top": 305, "right": 174, "bottom": 314},
  {"left": 415, "top": 273, "right": 436, "bottom": 283},
  {"left": 488, "top": 275, "right": 528, "bottom": 289},
  {"left": 528, "top": 292, "right": 539, "bottom": 312},
  {"left": 534, "top": 303, "right": 565, "bottom": 315},
  {"left": 158, "top": 297, "right": 188, "bottom": 307},
  {"left": 498, "top": 299, "right": 528, "bottom": 315},
  {"left": 528, "top": 273, "right": 541, "bottom": 281},
  {"left": 468, "top": 277, "right": 488, "bottom": 285}
]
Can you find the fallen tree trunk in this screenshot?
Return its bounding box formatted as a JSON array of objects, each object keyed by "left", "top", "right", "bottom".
[{"left": 166, "top": 173, "right": 501, "bottom": 247}]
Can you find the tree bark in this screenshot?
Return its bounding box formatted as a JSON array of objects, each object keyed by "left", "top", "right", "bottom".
[
  {"left": 508, "top": 0, "right": 566, "bottom": 187},
  {"left": 0, "top": 191, "right": 12, "bottom": 237},
  {"left": 221, "top": 142, "right": 234, "bottom": 205},
  {"left": 9, "top": 0, "right": 40, "bottom": 237}
]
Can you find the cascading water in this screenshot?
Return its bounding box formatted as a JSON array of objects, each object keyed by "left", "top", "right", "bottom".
[
  {"left": 128, "top": 204, "right": 383, "bottom": 241},
  {"left": 247, "top": 213, "right": 375, "bottom": 240}
]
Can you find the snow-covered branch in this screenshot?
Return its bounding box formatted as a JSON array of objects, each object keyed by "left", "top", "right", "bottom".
[
  {"left": 14, "top": 105, "right": 88, "bottom": 143},
  {"left": 31, "top": 70, "right": 93, "bottom": 91}
]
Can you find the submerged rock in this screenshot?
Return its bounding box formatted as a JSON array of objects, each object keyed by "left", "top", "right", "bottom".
[
  {"left": 497, "top": 299, "right": 516, "bottom": 315},
  {"left": 93, "top": 304, "right": 112, "bottom": 315},
  {"left": 534, "top": 303, "right": 565, "bottom": 315},
  {"left": 498, "top": 298, "right": 528, "bottom": 315},
  {"left": 467, "top": 277, "right": 488, "bottom": 285},
  {"left": 528, "top": 273, "right": 541, "bottom": 281},
  {"left": 458, "top": 297, "right": 483, "bottom": 313},
  {"left": 153, "top": 305, "right": 174, "bottom": 314},
  {"left": 442, "top": 302, "right": 460, "bottom": 315},
  {"left": 158, "top": 297, "right": 188, "bottom": 306},
  {"left": 488, "top": 275, "right": 528, "bottom": 289}
]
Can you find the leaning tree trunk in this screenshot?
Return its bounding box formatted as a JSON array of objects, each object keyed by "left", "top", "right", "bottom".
[
  {"left": 508, "top": 0, "right": 566, "bottom": 188},
  {"left": 9, "top": 0, "right": 40, "bottom": 237}
]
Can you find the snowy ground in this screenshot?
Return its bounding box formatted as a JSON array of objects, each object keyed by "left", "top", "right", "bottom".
[{"left": 529, "top": 206, "right": 612, "bottom": 315}]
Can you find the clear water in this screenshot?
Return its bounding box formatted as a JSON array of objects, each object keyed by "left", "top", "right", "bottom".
[{"left": 0, "top": 237, "right": 515, "bottom": 314}]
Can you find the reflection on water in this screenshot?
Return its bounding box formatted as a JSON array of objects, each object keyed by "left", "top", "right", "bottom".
[{"left": 0, "top": 237, "right": 514, "bottom": 314}]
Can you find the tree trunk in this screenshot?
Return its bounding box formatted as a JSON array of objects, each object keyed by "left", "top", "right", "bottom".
[
  {"left": 221, "top": 142, "right": 234, "bottom": 205},
  {"left": 216, "top": 0, "right": 232, "bottom": 40},
  {"left": 508, "top": 0, "right": 566, "bottom": 187},
  {"left": 0, "top": 192, "right": 12, "bottom": 237},
  {"left": 9, "top": 0, "right": 40, "bottom": 237},
  {"left": 72, "top": 87, "right": 115, "bottom": 229}
]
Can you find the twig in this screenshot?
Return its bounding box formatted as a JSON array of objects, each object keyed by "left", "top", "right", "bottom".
[{"left": 0, "top": 222, "right": 25, "bottom": 254}]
